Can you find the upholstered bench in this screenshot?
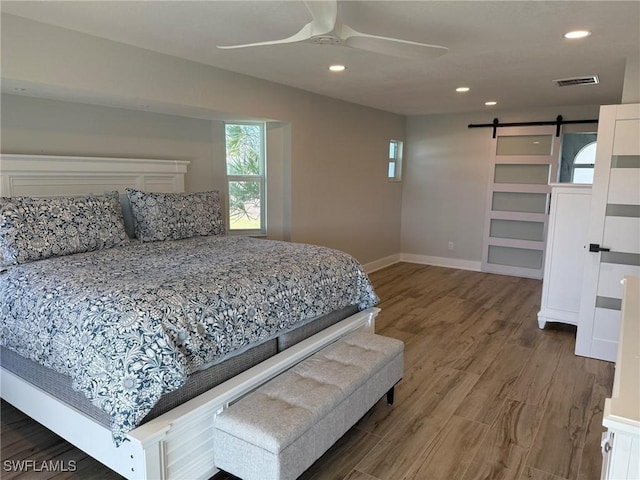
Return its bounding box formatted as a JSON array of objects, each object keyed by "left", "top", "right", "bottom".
[{"left": 212, "top": 330, "right": 404, "bottom": 480}]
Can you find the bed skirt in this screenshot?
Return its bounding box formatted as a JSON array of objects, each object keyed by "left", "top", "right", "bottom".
[{"left": 0, "top": 305, "right": 358, "bottom": 428}]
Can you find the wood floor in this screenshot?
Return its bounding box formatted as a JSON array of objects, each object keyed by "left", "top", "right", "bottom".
[{"left": 1, "top": 263, "right": 614, "bottom": 480}]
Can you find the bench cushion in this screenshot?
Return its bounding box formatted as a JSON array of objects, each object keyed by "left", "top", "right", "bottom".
[{"left": 213, "top": 330, "right": 404, "bottom": 480}]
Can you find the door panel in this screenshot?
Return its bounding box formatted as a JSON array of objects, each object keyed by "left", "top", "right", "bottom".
[
  {"left": 488, "top": 245, "right": 543, "bottom": 269},
  {"left": 492, "top": 192, "right": 548, "bottom": 213},
  {"left": 609, "top": 169, "right": 640, "bottom": 204},
  {"left": 490, "top": 219, "right": 545, "bottom": 241},
  {"left": 598, "top": 263, "right": 640, "bottom": 298},
  {"left": 603, "top": 217, "right": 640, "bottom": 253},
  {"left": 576, "top": 104, "right": 640, "bottom": 361},
  {"left": 482, "top": 126, "right": 559, "bottom": 278},
  {"left": 496, "top": 135, "right": 553, "bottom": 154},
  {"left": 593, "top": 309, "right": 622, "bottom": 344},
  {"left": 494, "top": 164, "right": 551, "bottom": 184},
  {"left": 612, "top": 119, "right": 640, "bottom": 150},
  {"left": 545, "top": 190, "right": 592, "bottom": 314}
]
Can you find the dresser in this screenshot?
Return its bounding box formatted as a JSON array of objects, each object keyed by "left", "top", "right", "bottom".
[{"left": 601, "top": 276, "right": 640, "bottom": 479}]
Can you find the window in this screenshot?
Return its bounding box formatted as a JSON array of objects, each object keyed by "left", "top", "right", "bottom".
[
  {"left": 225, "top": 123, "right": 266, "bottom": 234},
  {"left": 559, "top": 132, "right": 597, "bottom": 183},
  {"left": 571, "top": 141, "right": 597, "bottom": 184},
  {"left": 388, "top": 140, "right": 403, "bottom": 181}
]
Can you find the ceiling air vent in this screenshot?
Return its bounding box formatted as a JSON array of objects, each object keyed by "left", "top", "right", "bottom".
[{"left": 554, "top": 75, "right": 599, "bottom": 87}]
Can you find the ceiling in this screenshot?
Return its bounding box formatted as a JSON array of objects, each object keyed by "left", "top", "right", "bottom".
[{"left": 1, "top": 1, "right": 639, "bottom": 116}]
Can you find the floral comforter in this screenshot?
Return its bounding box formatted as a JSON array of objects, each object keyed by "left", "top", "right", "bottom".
[{"left": 0, "top": 236, "right": 378, "bottom": 444}]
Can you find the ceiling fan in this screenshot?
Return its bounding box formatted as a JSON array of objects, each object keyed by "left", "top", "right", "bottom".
[{"left": 217, "top": 0, "right": 448, "bottom": 60}]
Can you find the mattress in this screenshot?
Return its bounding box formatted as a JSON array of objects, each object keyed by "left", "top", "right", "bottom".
[{"left": 0, "top": 305, "right": 357, "bottom": 428}]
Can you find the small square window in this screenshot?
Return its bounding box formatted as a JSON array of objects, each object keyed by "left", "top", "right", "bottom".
[{"left": 388, "top": 140, "right": 403, "bottom": 181}]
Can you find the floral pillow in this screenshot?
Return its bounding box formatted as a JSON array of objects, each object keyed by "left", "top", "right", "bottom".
[
  {"left": 126, "top": 189, "right": 226, "bottom": 242},
  {"left": 0, "top": 192, "right": 129, "bottom": 266}
]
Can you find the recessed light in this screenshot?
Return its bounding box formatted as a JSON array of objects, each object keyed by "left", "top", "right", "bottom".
[
  {"left": 564, "top": 30, "right": 591, "bottom": 39},
  {"left": 456, "top": 87, "right": 470, "bottom": 92},
  {"left": 329, "top": 64, "right": 346, "bottom": 72},
  {"left": 485, "top": 101, "right": 497, "bottom": 106}
]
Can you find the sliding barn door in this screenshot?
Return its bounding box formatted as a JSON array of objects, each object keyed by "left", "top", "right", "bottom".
[
  {"left": 481, "top": 126, "right": 560, "bottom": 279},
  {"left": 576, "top": 103, "right": 640, "bottom": 361}
]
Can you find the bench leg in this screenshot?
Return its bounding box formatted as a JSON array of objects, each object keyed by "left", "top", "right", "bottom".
[{"left": 386, "top": 387, "right": 395, "bottom": 405}]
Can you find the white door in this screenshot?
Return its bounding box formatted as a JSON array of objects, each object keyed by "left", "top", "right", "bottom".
[
  {"left": 576, "top": 103, "right": 640, "bottom": 362},
  {"left": 481, "top": 126, "right": 560, "bottom": 279}
]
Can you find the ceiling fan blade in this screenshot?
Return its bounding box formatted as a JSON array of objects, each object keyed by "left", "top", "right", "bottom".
[
  {"left": 303, "top": 0, "right": 337, "bottom": 36},
  {"left": 217, "top": 21, "right": 314, "bottom": 49},
  {"left": 340, "top": 24, "right": 448, "bottom": 60},
  {"left": 218, "top": 1, "right": 337, "bottom": 50}
]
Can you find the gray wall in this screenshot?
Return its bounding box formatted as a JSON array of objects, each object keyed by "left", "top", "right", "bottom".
[
  {"left": 2, "top": 13, "right": 634, "bottom": 270},
  {"left": 1, "top": 13, "right": 405, "bottom": 265},
  {"left": 622, "top": 54, "right": 640, "bottom": 104},
  {"left": 1, "top": 94, "right": 223, "bottom": 194},
  {"left": 402, "top": 105, "right": 601, "bottom": 265}
]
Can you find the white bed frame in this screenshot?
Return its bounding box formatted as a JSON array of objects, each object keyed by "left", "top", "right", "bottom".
[{"left": 0, "top": 154, "right": 379, "bottom": 479}]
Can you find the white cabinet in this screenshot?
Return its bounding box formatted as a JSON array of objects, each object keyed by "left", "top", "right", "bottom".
[
  {"left": 601, "top": 276, "right": 640, "bottom": 480},
  {"left": 538, "top": 184, "right": 592, "bottom": 328}
]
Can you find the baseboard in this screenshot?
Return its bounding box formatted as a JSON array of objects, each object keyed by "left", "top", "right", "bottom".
[
  {"left": 363, "top": 254, "right": 401, "bottom": 273},
  {"left": 399, "top": 253, "right": 481, "bottom": 272},
  {"left": 363, "top": 253, "right": 481, "bottom": 273}
]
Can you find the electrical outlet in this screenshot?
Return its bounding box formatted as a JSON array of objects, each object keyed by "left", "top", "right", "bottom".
[{"left": 448, "top": 241, "right": 454, "bottom": 251}]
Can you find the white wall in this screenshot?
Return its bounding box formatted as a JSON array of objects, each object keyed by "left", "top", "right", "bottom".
[
  {"left": 402, "top": 105, "right": 601, "bottom": 267},
  {"left": 1, "top": 14, "right": 405, "bottom": 265}
]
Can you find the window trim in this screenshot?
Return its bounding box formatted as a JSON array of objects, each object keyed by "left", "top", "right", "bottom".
[{"left": 225, "top": 122, "right": 267, "bottom": 235}]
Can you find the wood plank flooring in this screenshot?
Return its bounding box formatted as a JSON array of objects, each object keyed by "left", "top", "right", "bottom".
[{"left": 1, "top": 262, "right": 614, "bottom": 480}]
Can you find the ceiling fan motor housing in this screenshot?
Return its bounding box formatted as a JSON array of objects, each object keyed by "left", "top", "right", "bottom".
[{"left": 311, "top": 35, "right": 342, "bottom": 45}]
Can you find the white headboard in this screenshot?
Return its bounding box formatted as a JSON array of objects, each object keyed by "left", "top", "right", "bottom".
[{"left": 0, "top": 154, "right": 189, "bottom": 197}]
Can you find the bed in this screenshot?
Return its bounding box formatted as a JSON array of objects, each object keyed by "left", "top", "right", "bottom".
[{"left": 0, "top": 154, "right": 380, "bottom": 479}]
